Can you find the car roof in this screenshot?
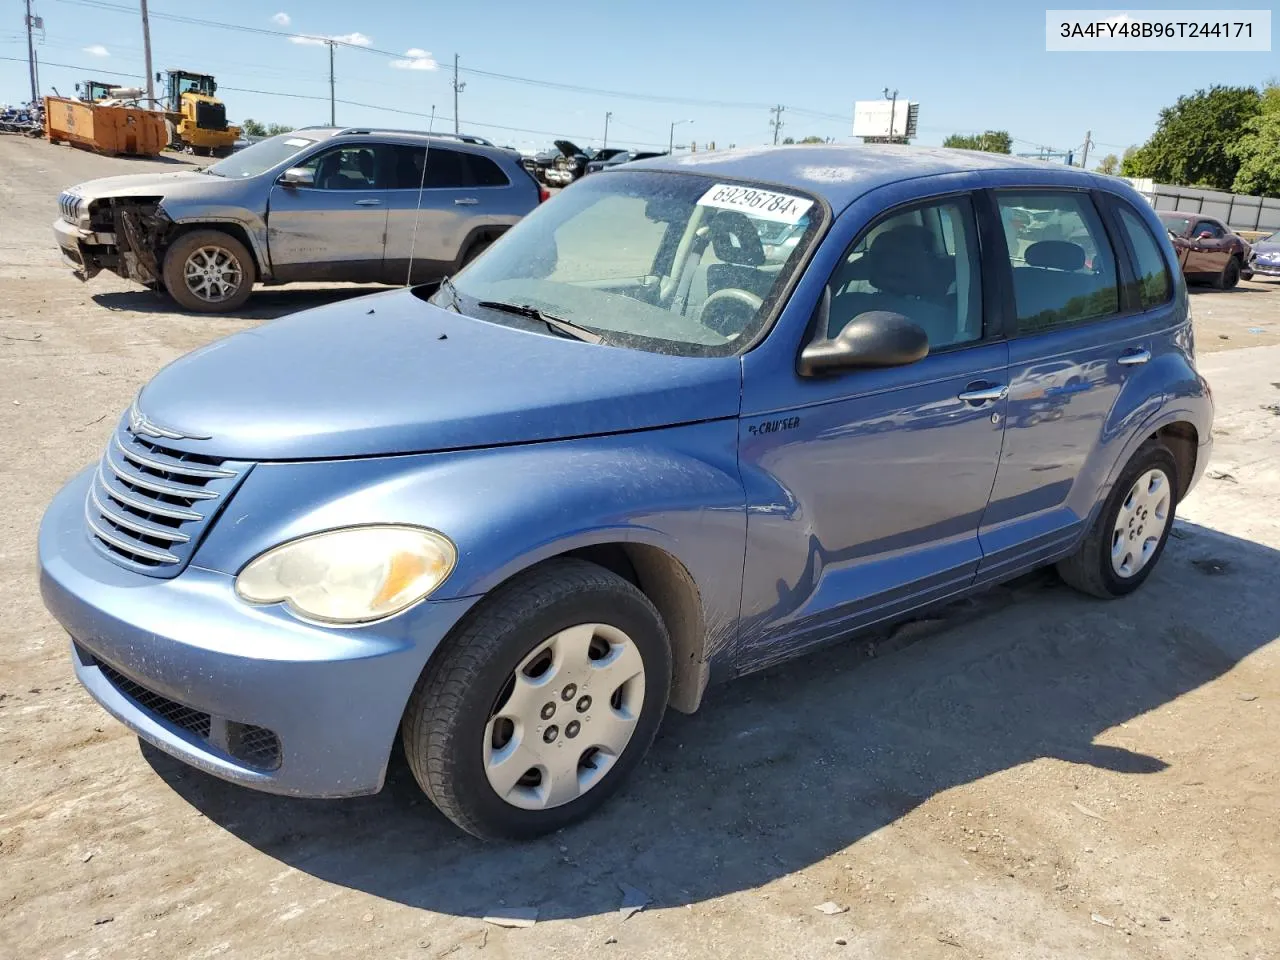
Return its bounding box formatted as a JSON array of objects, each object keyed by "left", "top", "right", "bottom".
[
  {"left": 624, "top": 144, "right": 1098, "bottom": 211},
  {"left": 294, "top": 126, "right": 508, "bottom": 152}
]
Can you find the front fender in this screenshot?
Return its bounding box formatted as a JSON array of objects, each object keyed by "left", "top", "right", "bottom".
[
  {"left": 193, "top": 421, "right": 746, "bottom": 657},
  {"left": 159, "top": 198, "right": 270, "bottom": 277}
]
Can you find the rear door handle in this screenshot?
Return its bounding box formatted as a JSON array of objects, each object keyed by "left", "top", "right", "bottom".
[
  {"left": 957, "top": 383, "right": 1008, "bottom": 403},
  {"left": 354, "top": 198, "right": 383, "bottom": 206},
  {"left": 1118, "top": 348, "right": 1150, "bottom": 366},
  {"left": 454, "top": 198, "right": 479, "bottom": 206}
]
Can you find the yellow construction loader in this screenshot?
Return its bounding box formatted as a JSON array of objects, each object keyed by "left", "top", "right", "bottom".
[{"left": 159, "top": 69, "right": 240, "bottom": 157}]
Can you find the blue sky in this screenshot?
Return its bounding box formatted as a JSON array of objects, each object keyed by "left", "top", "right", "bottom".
[{"left": 2, "top": 0, "right": 1274, "bottom": 163}]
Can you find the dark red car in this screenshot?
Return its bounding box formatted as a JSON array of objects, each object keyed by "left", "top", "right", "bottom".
[{"left": 1158, "top": 213, "right": 1252, "bottom": 289}]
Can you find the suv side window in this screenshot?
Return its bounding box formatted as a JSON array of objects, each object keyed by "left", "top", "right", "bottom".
[
  {"left": 383, "top": 146, "right": 483, "bottom": 190},
  {"left": 462, "top": 153, "right": 509, "bottom": 187},
  {"left": 1193, "top": 220, "right": 1223, "bottom": 238},
  {"left": 1115, "top": 203, "right": 1174, "bottom": 309},
  {"left": 296, "top": 145, "right": 379, "bottom": 190},
  {"left": 826, "top": 195, "right": 984, "bottom": 350},
  {"left": 996, "top": 192, "right": 1119, "bottom": 332}
]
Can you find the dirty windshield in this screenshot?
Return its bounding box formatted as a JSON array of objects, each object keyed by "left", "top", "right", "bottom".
[
  {"left": 441, "top": 170, "right": 822, "bottom": 357},
  {"left": 205, "top": 133, "right": 318, "bottom": 179}
]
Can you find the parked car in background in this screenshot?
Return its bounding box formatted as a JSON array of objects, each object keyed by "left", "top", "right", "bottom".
[
  {"left": 584, "top": 149, "right": 667, "bottom": 175},
  {"left": 53, "top": 128, "right": 543, "bottom": 313},
  {"left": 40, "top": 146, "right": 1212, "bottom": 840},
  {"left": 1246, "top": 231, "right": 1279, "bottom": 280},
  {"left": 1157, "top": 213, "right": 1252, "bottom": 289}
]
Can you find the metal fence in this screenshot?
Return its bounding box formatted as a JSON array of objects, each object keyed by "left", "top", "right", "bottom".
[{"left": 1123, "top": 178, "right": 1280, "bottom": 234}]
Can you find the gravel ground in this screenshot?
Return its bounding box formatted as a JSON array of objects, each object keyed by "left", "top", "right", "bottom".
[{"left": 1, "top": 135, "right": 1277, "bottom": 960}]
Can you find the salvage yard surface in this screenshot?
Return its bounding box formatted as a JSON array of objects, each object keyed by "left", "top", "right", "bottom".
[{"left": 1, "top": 136, "right": 1277, "bottom": 959}]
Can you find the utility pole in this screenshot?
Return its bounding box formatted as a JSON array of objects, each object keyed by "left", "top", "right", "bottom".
[
  {"left": 140, "top": 0, "right": 154, "bottom": 107},
  {"left": 327, "top": 40, "right": 335, "bottom": 125},
  {"left": 769, "top": 104, "right": 785, "bottom": 145},
  {"left": 883, "top": 87, "right": 899, "bottom": 142},
  {"left": 603, "top": 111, "right": 612, "bottom": 148},
  {"left": 24, "top": 0, "right": 38, "bottom": 104},
  {"left": 452, "top": 54, "right": 466, "bottom": 134},
  {"left": 1080, "top": 129, "right": 1092, "bottom": 168}
]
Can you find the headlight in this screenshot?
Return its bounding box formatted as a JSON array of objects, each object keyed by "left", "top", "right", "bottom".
[{"left": 235, "top": 525, "right": 456, "bottom": 624}]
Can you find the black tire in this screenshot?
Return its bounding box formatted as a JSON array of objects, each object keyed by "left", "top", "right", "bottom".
[
  {"left": 1057, "top": 440, "right": 1179, "bottom": 599},
  {"left": 1213, "top": 256, "right": 1240, "bottom": 290},
  {"left": 162, "top": 229, "right": 256, "bottom": 313},
  {"left": 460, "top": 238, "right": 492, "bottom": 269},
  {"left": 401, "top": 559, "right": 672, "bottom": 840}
]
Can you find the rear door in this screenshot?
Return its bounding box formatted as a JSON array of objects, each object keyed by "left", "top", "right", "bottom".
[
  {"left": 265, "top": 142, "right": 388, "bottom": 282},
  {"left": 976, "top": 187, "right": 1158, "bottom": 584}
]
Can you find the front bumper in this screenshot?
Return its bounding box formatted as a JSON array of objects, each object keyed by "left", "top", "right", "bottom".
[
  {"left": 1248, "top": 259, "right": 1280, "bottom": 278},
  {"left": 52, "top": 217, "right": 113, "bottom": 280},
  {"left": 39, "top": 468, "right": 478, "bottom": 798}
]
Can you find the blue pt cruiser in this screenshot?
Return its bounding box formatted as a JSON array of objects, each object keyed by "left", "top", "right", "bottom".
[{"left": 39, "top": 146, "right": 1212, "bottom": 839}]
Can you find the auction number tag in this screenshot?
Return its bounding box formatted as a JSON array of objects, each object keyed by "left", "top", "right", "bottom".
[{"left": 696, "top": 183, "right": 814, "bottom": 224}]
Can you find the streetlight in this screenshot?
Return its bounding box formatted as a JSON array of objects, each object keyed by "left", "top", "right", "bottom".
[{"left": 669, "top": 118, "right": 693, "bottom": 153}]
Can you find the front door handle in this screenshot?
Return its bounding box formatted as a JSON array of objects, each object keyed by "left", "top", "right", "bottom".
[
  {"left": 354, "top": 198, "right": 383, "bottom": 206},
  {"left": 454, "top": 198, "right": 479, "bottom": 206},
  {"left": 957, "top": 383, "right": 1008, "bottom": 403},
  {"left": 1118, "top": 348, "right": 1151, "bottom": 366}
]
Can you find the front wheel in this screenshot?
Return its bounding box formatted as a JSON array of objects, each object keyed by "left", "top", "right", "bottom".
[
  {"left": 162, "top": 230, "right": 256, "bottom": 313},
  {"left": 1057, "top": 440, "right": 1179, "bottom": 598},
  {"left": 402, "top": 559, "right": 672, "bottom": 840}
]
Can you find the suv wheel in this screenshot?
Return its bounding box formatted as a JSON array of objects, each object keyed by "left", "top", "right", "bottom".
[
  {"left": 1057, "top": 440, "right": 1179, "bottom": 598},
  {"left": 401, "top": 559, "right": 671, "bottom": 840},
  {"left": 1214, "top": 256, "right": 1241, "bottom": 290},
  {"left": 162, "top": 230, "right": 256, "bottom": 313}
]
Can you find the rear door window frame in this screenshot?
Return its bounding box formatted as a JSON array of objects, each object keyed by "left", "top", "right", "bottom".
[{"left": 1095, "top": 192, "right": 1176, "bottom": 312}]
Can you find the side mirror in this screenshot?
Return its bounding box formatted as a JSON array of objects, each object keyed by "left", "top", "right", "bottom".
[
  {"left": 1196, "top": 231, "right": 1214, "bottom": 240},
  {"left": 799, "top": 309, "right": 929, "bottom": 376},
  {"left": 279, "top": 167, "right": 315, "bottom": 188}
]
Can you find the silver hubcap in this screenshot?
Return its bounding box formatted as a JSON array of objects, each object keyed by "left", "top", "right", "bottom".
[
  {"left": 183, "top": 246, "right": 243, "bottom": 303},
  {"left": 1111, "top": 468, "right": 1171, "bottom": 578},
  {"left": 484, "top": 623, "right": 646, "bottom": 811}
]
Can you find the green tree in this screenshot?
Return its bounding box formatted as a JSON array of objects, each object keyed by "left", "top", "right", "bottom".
[
  {"left": 1095, "top": 153, "right": 1120, "bottom": 175},
  {"left": 799, "top": 135, "right": 825, "bottom": 144},
  {"left": 241, "top": 118, "right": 267, "bottom": 137},
  {"left": 1229, "top": 83, "right": 1280, "bottom": 196},
  {"left": 265, "top": 122, "right": 295, "bottom": 136},
  {"left": 942, "top": 130, "right": 1012, "bottom": 154},
  {"left": 782, "top": 136, "right": 796, "bottom": 145},
  {"left": 1120, "top": 85, "right": 1261, "bottom": 189}
]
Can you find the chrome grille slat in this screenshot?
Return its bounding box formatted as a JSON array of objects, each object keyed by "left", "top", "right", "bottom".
[
  {"left": 89, "top": 485, "right": 191, "bottom": 543},
  {"left": 104, "top": 444, "right": 218, "bottom": 500},
  {"left": 95, "top": 465, "right": 203, "bottom": 521},
  {"left": 85, "top": 421, "right": 254, "bottom": 576},
  {"left": 113, "top": 433, "right": 235, "bottom": 479}
]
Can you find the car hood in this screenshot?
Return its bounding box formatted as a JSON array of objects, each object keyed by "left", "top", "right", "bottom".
[
  {"left": 554, "top": 139, "right": 585, "bottom": 157},
  {"left": 1253, "top": 240, "right": 1280, "bottom": 257},
  {"left": 135, "top": 289, "right": 742, "bottom": 461},
  {"left": 67, "top": 168, "right": 216, "bottom": 201}
]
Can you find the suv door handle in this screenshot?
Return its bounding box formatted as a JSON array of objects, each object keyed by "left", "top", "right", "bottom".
[
  {"left": 354, "top": 198, "right": 383, "bottom": 206},
  {"left": 957, "top": 383, "right": 1008, "bottom": 403},
  {"left": 454, "top": 198, "right": 479, "bottom": 206},
  {"left": 1118, "top": 348, "right": 1150, "bottom": 366}
]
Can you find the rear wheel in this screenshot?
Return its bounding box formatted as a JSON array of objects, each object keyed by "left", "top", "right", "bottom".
[
  {"left": 1057, "top": 440, "right": 1178, "bottom": 598},
  {"left": 401, "top": 559, "right": 671, "bottom": 840},
  {"left": 162, "top": 230, "right": 256, "bottom": 313},
  {"left": 1214, "top": 256, "right": 1241, "bottom": 290}
]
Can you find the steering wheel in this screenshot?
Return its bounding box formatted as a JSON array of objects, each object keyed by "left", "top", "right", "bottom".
[{"left": 699, "top": 288, "right": 764, "bottom": 337}]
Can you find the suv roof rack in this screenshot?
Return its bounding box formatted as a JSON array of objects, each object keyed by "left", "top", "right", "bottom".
[{"left": 331, "top": 127, "right": 496, "bottom": 147}]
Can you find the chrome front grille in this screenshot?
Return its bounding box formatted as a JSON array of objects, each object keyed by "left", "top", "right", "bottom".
[
  {"left": 85, "top": 421, "right": 253, "bottom": 577},
  {"left": 58, "top": 190, "right": 83, "bottom": 224}
]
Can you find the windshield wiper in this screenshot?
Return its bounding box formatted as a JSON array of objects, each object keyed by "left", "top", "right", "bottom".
[
  {"left": 435, "top": 276, "right": 461, "bottom": 312},
  {"left": 475, "top": 300, "right": 604, "bottom": 344}
]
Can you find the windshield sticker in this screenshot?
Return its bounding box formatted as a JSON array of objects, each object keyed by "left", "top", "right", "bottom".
[
  {"left": 283, "top": 138, "right": 313, "bottom": 147},
  {"left": 697, "top": 183, "right": 814, "bottom": 224}
]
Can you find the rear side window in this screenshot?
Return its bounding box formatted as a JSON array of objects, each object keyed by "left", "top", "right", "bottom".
[
  {"left": 463, "top": 153, "right": 509, "bottom": 187},
  {"left": 1115, "top": 204, "right": 1174, "bottom": 309},
  {"left": 997, "top": 192, "right": 1119, "bottom": 333}
]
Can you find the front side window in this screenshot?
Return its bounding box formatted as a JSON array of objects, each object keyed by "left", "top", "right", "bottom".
[
  {"left": 997, "top": 192, "right": 1119, "bottom": 332},
  {"left": 1116, "top": 204, "right": 1174, "bottom": 308},
  {"left": 1193, "top": 220, "right": 1223, "bottom": 239},
  {"left": 296, "top": 145, "right": 379, "bottom": 190},
  {"left": 441, "top": 171, "right": 823, "bottom": 357},
  {"left": 827, "top": 196, "right": 984, "bottom": 350}
]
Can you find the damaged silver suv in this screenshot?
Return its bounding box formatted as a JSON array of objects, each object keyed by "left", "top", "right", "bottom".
[{"left": 53, "top": 127, "right": 543, "bottom": 312}]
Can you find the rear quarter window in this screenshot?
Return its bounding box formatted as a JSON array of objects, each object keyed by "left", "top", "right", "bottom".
[{"left": 1115, "top": 203, "right": 1174, "bottom": 309}]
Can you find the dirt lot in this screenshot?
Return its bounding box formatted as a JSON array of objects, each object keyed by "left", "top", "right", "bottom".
[{"left": 1, "top": 135, "right": 1277, "bottom": 960}]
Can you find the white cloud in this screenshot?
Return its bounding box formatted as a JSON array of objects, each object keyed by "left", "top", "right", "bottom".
[
  {"left": 391, "top": 48, "right": 438, "bottom": 70},
  {"left": 289, "top": 30, "right": 371, "bottom": 47},
  {"left": 83, "top": 44, "right": 110, "bottom": 57},
  {"left": 271, "top": 12, "right": 291, "bottom": 26}
]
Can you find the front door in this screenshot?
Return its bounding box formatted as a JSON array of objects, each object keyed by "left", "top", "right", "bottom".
[
  {"left": 1185, "top": 219, "right": 1228, "bottom": 276},
  {"left": 266, "top": 142, "right": 388, "bottom": 282},
  {"left": 736, "top": 192, "right": 1008, "bottom": 670}
]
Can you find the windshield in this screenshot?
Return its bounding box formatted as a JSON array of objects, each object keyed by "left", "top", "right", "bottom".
[
  {"left": 206, "top": 133, "right": 320, "bottom": 179},
  {"left": 441, "top": 170, "right": 823, "bottom": 357},
  {"left": 1158, "top": 213, "right": 1192, "bottom": 235}
]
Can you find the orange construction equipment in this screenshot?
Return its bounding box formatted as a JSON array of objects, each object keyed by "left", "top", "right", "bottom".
[{"left": 43, "top": 95, "right": 167, "bottom": 158}]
